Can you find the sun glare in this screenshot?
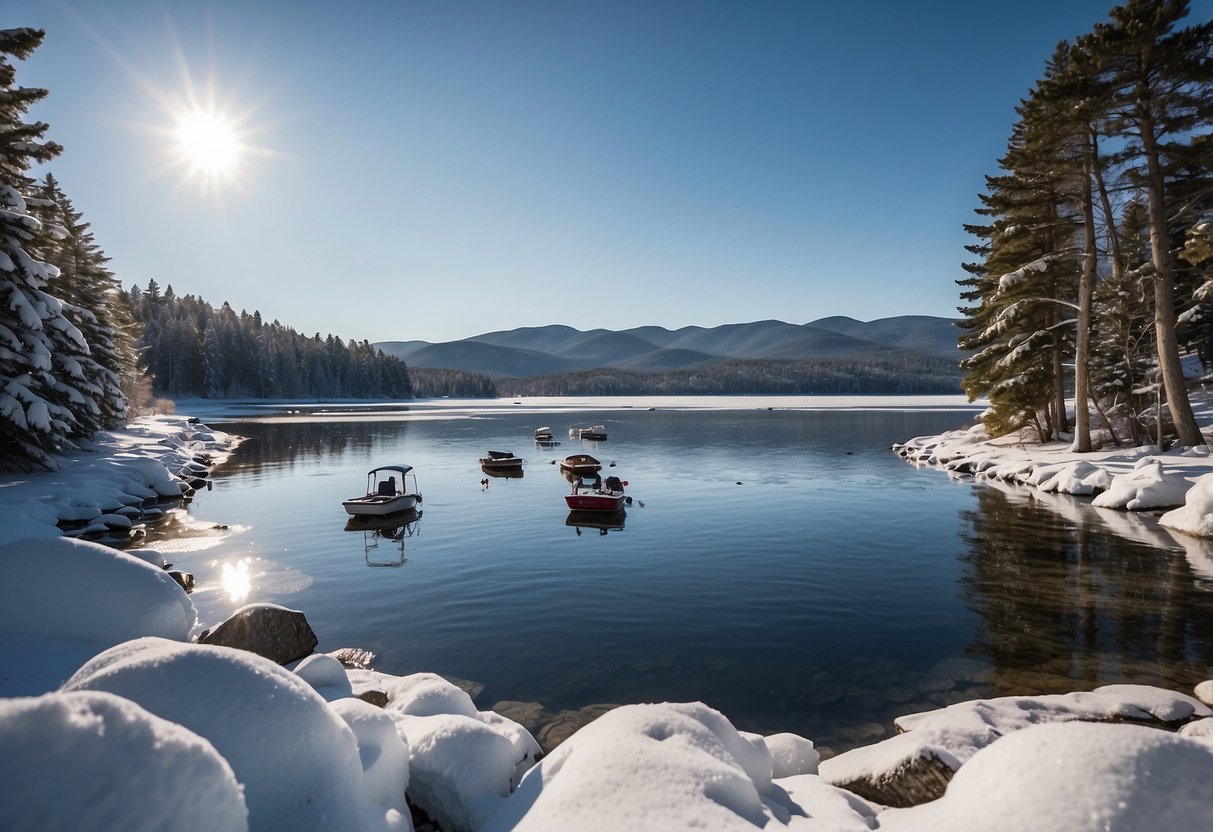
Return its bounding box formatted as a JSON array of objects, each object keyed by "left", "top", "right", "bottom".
[{"left": 174, "top": 108, "right": 242, "bottom": 175}]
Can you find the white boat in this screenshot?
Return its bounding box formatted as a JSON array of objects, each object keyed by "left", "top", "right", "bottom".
[
  {"left": 570, "top": 425, "right": 608, "bottom": 440},
  {"left": 342, "top": 465, "right": 422, "bottom": 516},
  {"left": 534, "top": 426, "right": 555, "bottom": 442}
]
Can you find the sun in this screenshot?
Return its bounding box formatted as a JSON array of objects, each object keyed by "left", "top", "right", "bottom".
[{"left": 173, "top": 107, "right": 242, "bottom": 176}]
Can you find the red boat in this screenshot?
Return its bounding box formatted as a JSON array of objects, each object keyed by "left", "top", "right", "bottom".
[{"left": 564, "top": 474, "right": 627, "bottom": 512}]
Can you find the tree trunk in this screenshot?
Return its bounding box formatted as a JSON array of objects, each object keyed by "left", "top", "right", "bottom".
[
  {"left": 1072, "top": 133, "right": 1098, "bottom": 452},
  {"left": 1140, "top": 108, "right": 1204, "bottom": 446}
]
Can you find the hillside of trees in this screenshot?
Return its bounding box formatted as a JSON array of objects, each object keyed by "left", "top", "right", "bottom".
[
  {"left": 959, "top": 0, "right": 1213, "bottom": 449},
  {"left": 126, "top": 282, "right": 415, "bottom": 401},
  {"left": 502, "top": 353, "right": 961, "bottom": 397}
]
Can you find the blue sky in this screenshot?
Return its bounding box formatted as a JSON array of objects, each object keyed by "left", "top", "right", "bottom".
[{"left": 11, "top": 1, "right": 1212, "bottom": 344}]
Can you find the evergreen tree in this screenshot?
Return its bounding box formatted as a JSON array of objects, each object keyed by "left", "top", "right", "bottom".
[
  {"left": 1092, "top": 0, "right": 1213, "bottom": 446},
  {"left": 0, "top": 28, "right": 82, "bottom": 469}
]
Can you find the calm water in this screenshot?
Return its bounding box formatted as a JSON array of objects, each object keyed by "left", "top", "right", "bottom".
[{"left": 139, "top": 406, "right": 1213, "bottom": 753}]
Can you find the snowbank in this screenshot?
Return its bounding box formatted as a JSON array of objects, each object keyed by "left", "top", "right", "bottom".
[
  {"left": 878, "top": 722, "right": 1213, "bottom": 831},
  {"left": 0, "top": 689, "right": 249, "bottom": 832},
  {"left": 0, "top": 536, "right": 195, "bottom": 646},
  {"left": 0, "top": 415, "right": 233, "bottom": 544},
  {"left": 348, "top": 669, "right": 540, "bottom": 832},
  {"left": 818, "top": 684, "right": 1209, "bottom": 806},
  {"left": 62, "top": 638, "right": 405, "bottom": 832},
  {"left": 482, "top": 702, "right": 877, "bottom": 831},
  {"left": 1160, "top": 472, "right": 1213, "bottom": 537}
]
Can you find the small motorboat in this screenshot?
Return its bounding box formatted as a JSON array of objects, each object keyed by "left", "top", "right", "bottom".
[
  {"left": 559, "top": 453, "right": 602, "bottom": 476},
  {"left": 480, "top": 450, "right": 523, "bottom": 470},
  {"left": 565, "top": 474, "right": 627, "bottom": 512},
  {"left": 343, "top": 465, "right": 422, "bottom": 516},
  {"left": 534, "top": 426, "right": 554, "bottom": 441},
  {"left": 570, "top": 425, "right": 608, "bottom": 440}
]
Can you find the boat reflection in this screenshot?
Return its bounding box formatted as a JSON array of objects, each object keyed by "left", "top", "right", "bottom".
[
  {"left": 566, "top": 508, "right": 626, "bottom": 536},
  {"left": 481, "top": 465, "right": 524, "bottom": 479},
  {"left": 344, "top": 508, "right": 423, "bottom": 567}
]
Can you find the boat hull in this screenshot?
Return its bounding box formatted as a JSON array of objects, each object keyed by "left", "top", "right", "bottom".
[
  {"left": 343, "top": 494, "right": 419, "bottom": 516},
  {"left": 564, "top": 493, "right": 626, "bottom": 512}
]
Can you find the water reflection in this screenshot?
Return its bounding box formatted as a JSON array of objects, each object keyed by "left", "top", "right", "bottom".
[
  {"left": 566, "top": 509, "right": 627, "bottom": 536},
  {"left": 959, "top": 481, "right": 1213, "bottom": 697},
  {"left": 345, "top": 509, "right": 423, "bottom": 568},
  {"left": 220, "top": 558, "right": 252, "bottom": 602}
]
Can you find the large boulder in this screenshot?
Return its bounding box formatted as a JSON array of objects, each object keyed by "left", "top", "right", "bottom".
[
  {"left": 62, "top": 637, "right": 401, "bottom": 832},
  {"left": 197, "top": 602, "right": 318, "bottom": 664},
  {"left": 0, "top": 690, "right": 248, "bottom": 832}
]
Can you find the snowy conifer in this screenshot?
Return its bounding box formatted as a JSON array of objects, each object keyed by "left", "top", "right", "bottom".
[{"left": 0, "top": 28, "right": 83, "bottom": 469}]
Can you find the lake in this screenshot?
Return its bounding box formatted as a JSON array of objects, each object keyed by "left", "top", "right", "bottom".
[{"left": 139, "top": 401, "right": 1213, "bottom": 754}]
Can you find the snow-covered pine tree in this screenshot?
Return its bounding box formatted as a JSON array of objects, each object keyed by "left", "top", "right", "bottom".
[
  {"left": 959, "top": 58, "right": 1082, "bottom": 441},
  {"left": 0, "top": 28, "right": 88, "bottom": 469},
  {"left": 30, "top": 174, "right": 133, "bottom": 430}
]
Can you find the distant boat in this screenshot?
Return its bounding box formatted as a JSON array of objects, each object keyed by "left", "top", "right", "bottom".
[
  {"left": 479, "top": 450, "right": 523, "bottom": 470},
  {"left": 559, "top": 453, "right": 602, "bottom": 476},
  {"left": 564, "top": 473, "right": 627, "bottom": 512},
  {"left": 570, "top": 425, "right": 608, "bottom": 440},
  {"left": 534, "top": 426, "right": 559, "bottom": 445},
  {"left": 343, "top": 465, "right": 422, "bottom": 516}
]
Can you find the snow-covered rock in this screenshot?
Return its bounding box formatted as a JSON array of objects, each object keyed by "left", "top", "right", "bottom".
[
  {"left": 1159, "top": 473, "right": 1213, "bottom": 537},
  {"left": 348, "top": 670, "right": 540, "bottom": 832},
  {"left": 1091, "top": 460, "right": 1192, "bottom": 510},
  {"left": 878, "top": 722, "right": 1213, "bottom": 831},
  {"left": 764, "top": 731, "right": 820, "bottom": 778},
  {"left": 0, "top": 536, "right": 195, "bottom": 645},
  {"left": 330, "top": 698, "right": 412, "bottom": 823},
  {"left": 818, "top": 684, "right": 1210, "bottom": 806},
  {"left": 0, "top": 690, "right": 248, "bottom": 832},
  {"left": 483, "top": 701, "right": 879, "bottom": 831},
  {"left": 294, "top": 652, "right": 355, "bottom": 701},
  {"left": 62, "top": 637, "right": 403, "bottom": 832}
]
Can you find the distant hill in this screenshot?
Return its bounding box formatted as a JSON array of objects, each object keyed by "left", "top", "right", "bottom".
[{"left": 374, "top": 315, "right": 962, "bottom": 381}]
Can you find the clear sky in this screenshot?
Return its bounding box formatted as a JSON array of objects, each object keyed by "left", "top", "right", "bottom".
[{"left": 10, "top": 1, "right": 1212, "bottom": 345}]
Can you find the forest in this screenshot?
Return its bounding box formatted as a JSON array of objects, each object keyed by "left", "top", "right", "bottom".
[{"left": 958, "top": 0, "right": 1213, "bottom": 449}]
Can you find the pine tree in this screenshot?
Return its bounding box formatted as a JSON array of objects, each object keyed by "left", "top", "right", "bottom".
[
  {"left": 0, "top": 28, "right": 83, "bottom": 469},
  {"left": 1092, "top": 0, "right": 1213, "bottom": 446}
]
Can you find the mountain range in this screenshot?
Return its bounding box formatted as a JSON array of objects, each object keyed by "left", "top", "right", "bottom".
[{"left": 375, "top": 315, "right": 961, "bottom": 379}]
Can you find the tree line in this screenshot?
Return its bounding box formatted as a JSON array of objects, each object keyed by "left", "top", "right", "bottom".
[
  {"left": 960, "top": 0, "right": 1213, "bottom": 449},
  {"left": 502, "top": 353, "right": 961, "bottom": 397}
]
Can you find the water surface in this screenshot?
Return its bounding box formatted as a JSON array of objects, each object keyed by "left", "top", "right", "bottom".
[{"left": 141, "top": 405, "right": 1213, "bottom": 753}]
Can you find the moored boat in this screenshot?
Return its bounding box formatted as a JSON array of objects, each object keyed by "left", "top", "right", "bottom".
[
  {"left": 559, "top": 453, "right": 601, "bottom": 476},
  {"left": 479, "top": 450, "right": 523, "bottom": 470},
  {"left": 342, "top": 465, "right": 422, "bottom": 516},
  {"left": 570, "top": 425, "right": 608, "bottom": 440},
  {"left": 564, "top": 473, "right": 627, "bottom": 512}
]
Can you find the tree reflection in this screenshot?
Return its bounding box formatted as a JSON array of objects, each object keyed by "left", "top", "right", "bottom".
[
  {"left": 209, "top": 419, "right": 417, "bottom": 473},
  {"left": 959, "top": 483, "right": 1213, "bottom": 697}
]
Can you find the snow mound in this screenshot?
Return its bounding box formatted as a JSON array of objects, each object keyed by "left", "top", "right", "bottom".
[
  {"left": 62, "top": 637, "right": 401, "bottom": 832},
  {"left": 294, "top": 652, "right": 355, "bottom": 701},
  {"left": 820, "top": 684, "right": 1209, "bottom": 791},
  {"left": 1159, "top": 472, "right": 1213, "bottom": 537},
  {"left": 348, "top": 670, "right": 540, "bottom": 832},
  {"left": 1090, "top": 460, "right": 1191, "bottom": 510},
  {"left": 0, "top": 536, "right": 195, "bottom": 645},
  {"left": 1031, "top": 461, "right": 1113, "bottom": 495},
  {"left": 764, "top": 731, "right": 820, "bottom": 778},
  {"left": 0, "top": 690, "right": 248, "bottom": 832},
  {"left": 330, "top": 698, "right": 412, "bottom": 822},
  {"left": 483, "top": 701, "right": 879, "bottom": 831},
  {"left": 879, "top": 722, "right": 1213, "bottom": 831}
]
